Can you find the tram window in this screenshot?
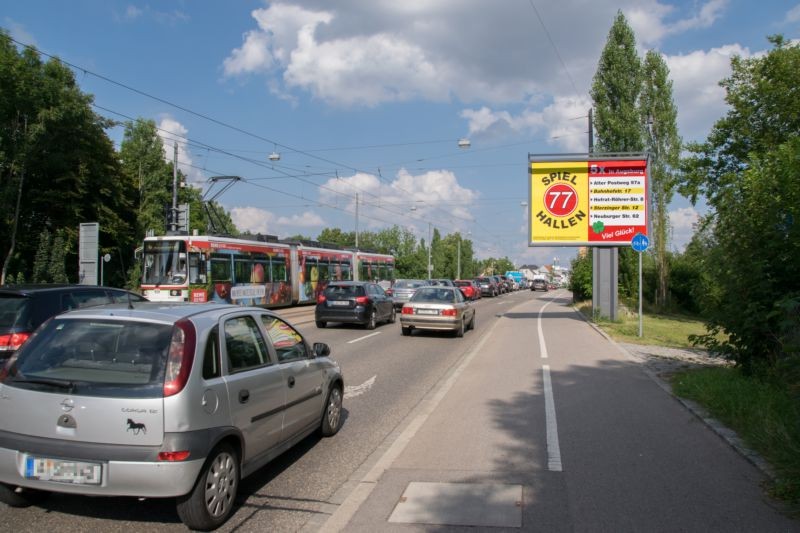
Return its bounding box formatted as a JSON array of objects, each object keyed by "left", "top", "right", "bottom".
[
  {"left": 234, "top": 259, "right": 251, "bottom": 283},
  {"left": 211, "top": 257, "right": 232, "bottom": 282},
  {"left": 272, "top": 257, "right": 287, "bottom": 281}
]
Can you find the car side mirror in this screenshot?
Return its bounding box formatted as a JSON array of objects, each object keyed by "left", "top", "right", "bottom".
[{"left": 313, "top": 342, "right": 331, "bottom": 358}]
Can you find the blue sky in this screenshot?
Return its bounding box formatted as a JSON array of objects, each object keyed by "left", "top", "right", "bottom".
[{"left": 3, "top": 1, "right": 799, "bottom": 269}]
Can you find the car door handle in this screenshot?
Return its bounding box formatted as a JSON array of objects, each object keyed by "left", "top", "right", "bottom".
[
  {"left": 239, "top": 389, "right": 250, "bottom": 403},
  {"left": 287, "top": 376, "right": 295, "bottom": 388}
]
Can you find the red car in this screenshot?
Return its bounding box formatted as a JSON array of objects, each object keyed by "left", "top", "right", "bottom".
[{"left": 454, "top": 279, "right": 480, "bottom": 300}]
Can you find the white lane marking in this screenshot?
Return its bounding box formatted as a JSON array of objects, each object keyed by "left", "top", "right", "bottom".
[
  {"left": 537, "top": 297, "right": 557, "bottom": 359},
  {"left": 542, "top": 365, "right": 563, "bottom": 472},
  {"left": 347, "top": 332, "right": 381, "bottom": 344},
  {"left": 345, "top": 375, "right": 376, "bottom": 399}
]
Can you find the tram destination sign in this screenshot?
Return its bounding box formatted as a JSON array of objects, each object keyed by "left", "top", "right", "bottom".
[{"left": 528, "top": 155, "right": 649, "bottom": 246}]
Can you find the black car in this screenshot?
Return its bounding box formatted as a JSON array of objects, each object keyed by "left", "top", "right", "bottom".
[
  {"left": 0, "top": 284, "right": 148, "bottom": 356},
  {"left": 531, "top": 279, "right": 548, "bottom": 291},
  {"left": 315, "top": 281, "right": 395, "bottom": 329}
]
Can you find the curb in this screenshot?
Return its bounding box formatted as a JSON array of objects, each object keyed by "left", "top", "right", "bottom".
[{"left": 570, "top": 304, "right": 776, "bottom": 481}]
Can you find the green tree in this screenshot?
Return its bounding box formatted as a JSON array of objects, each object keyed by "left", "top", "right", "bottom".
[
  {"left": 48, "top": 229, "right": 68, "bottom": 283},
  {"left": 569, "top": 250, "right": 593, "bottom": 301},
  {"left": 0, "top": 33, "right": 136, "bottom": 285},
  {"left": 640, "top": 50, "right": 681, "bottom": 309},
  {"left": 591, "top": 11, "right": 644, "bottom": 154},
  {"left": 679, "top": 37, "right": 800, "bottom": 373},
  {"left": 590, "top": 11, "right": 646, "bottom": 302}
]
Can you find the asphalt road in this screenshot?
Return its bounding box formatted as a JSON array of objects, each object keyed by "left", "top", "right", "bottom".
[
  {"left": 2, "top": 289, "right": 796, "bottom": 532},
  {"left": 0, "top": 290, "right": 530, "bottom": 532}
]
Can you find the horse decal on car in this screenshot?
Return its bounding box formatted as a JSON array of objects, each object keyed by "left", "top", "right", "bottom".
[{"left": 126, "top": 418, "right": 147, "bottom": 435}]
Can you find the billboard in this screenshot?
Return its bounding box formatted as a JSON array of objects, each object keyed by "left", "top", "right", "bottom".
[{"left": 528, "top": 155, "right": 648, "bottom": 246}]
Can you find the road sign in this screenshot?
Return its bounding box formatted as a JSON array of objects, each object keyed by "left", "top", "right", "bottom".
[{"left": 631, "top": 233, "right": 649, "bottom": 252}]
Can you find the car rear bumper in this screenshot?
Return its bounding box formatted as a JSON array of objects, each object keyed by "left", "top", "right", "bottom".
[
  {"left": 400, "top": 316, "right": 460, "bottom": 331},
  {"left": 315, "top": 307, "right": 369, "bottom": 324},
  {"left": 0, "top": 446, "right": 204, "bottom": 497}
]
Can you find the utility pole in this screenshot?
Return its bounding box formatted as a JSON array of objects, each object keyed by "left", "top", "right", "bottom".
[
  {"left": 171, "top": 142, "right": 178, "bottom": 232},
  {"left": 427, "top": 222, "right": 432, "bottom": 279},
  {"left": 355, "top": 193, "right": 359, "bottom": 250}
]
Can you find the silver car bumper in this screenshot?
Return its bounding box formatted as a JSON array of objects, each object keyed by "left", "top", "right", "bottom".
[{"left": 0, "top": 446, "right": 204, "bottom": 497}]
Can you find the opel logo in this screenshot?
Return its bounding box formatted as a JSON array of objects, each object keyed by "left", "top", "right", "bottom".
[{"left": 60, "top": 399, "right": 74, "bottom": 412}]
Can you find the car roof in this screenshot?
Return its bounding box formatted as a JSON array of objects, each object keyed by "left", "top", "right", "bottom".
[
  {"left": 0, "top": 284, "right": 139, "bottom": 296},
  {"left": 52, "top": 302, "right": 277, "bottom": 324},
  {"left": 326, "top": 281, "right": 368, "bottom": 286}
]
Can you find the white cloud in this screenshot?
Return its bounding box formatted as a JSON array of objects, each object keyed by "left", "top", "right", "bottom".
[
  {"left": 669, "top": 206, "right": 700, "bottom": 251},
  {"left": 3, "top": 18, "right": 37, "bottom": 48},
  {"left": 156, "top": 117, "right": 205, "bottom": 185},
  {"left": 628, "top": 0, "right": 728, "bottom": 47},
  {"left": 229, "top": 206, "right": 326, "bottom": 235},
  {"left": 786, "top": 4, "right": 800, "bottom": 24},
  {"left": 664, "top": 44, "right": 752, "bottom": 142},
  {"left": 461, "top": 95, "right": 591, "bottom": 152},
  {"left": 316, "top": 168, "right": 479, "bottom": 235},
  {"left": 124, "top": 5, "right": 143, "bottom": 20}
]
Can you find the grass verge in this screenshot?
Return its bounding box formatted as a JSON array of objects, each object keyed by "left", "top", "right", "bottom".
[
  {"left": 575, "top": 301, "right": 706, "bottom": 349},
  {"left": 671, "top": 367, "right": 800, "bottom": 506},
  {"left": 576, "top": 300, "right": 800, "bottom": 508}
]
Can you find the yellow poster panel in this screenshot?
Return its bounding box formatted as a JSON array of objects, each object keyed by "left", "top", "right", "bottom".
[{"left": 529, "top": 161, "right": 588, "bottom": 243}]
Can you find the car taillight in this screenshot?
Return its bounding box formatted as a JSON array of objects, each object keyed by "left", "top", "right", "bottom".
[
  {"left": 385, "top": 289, "right": 393, "bottom": 296},
  {"left": 355, "top": 296, "right": 369, "bottom": 305},
  {"left": 317, "top": 294, "right": 327, "bottom": 304},
  {"left": 402, "top": 306, "right": 414, "bottom": 315},
  {"left": 158, "top": 451, "right": 191, "bottom": 462},
  {"left": 0, "top": 332, "right": 31, "bottom": 352},
  {"left": 441, "top": 308, "right": 457, "bottom": 317},
  {"left": 163, "top": 319, "right": 196, "bottom": 397}
]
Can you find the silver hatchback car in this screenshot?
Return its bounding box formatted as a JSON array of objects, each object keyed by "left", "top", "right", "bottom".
[{"left": 0, "top": 302, "right": 343, "bottom": 530}]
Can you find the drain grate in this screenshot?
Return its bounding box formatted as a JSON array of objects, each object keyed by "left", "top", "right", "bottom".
[{"left": 388, "top": 482, "right": 522, "bottom": 528}]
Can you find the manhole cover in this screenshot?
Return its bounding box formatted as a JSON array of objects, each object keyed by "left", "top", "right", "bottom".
[{"left": 388, "top": 482, "right": 522, "bottom": 528}]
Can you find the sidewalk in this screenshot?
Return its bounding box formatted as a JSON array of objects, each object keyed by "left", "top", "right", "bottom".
[{"left": 303, "top": 291, "right": 795, "bottom": 532}]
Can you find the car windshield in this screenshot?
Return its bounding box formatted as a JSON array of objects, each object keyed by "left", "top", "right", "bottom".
[
  {"left": 324, "top": 285, "right": 364, "bottom": 298},
  {"left": 3, "top": 318, "right": 173, "bottom": 398},
  {"left": 412, "top": 288, "right": 455, "bottom": 303},
  {"left": 454, "top": 281, "right": 470, "bottom": 287}
]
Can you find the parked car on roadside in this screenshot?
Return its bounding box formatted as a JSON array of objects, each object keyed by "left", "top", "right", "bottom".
[
  {"left": 386, "top": 279, "right": 428, "bottom": 309},
  {"left": 531, "top": 279, "right": 548, "bottom": 291},
  {"left": 315, "top": 281, "right": 394, "bottom": 329},
  {"left": 427, "top": 279, "right": 455, "bottom": 287},
  {"left": 453, "top": 279, "right": 479, "bottom": 300},
  {"left": 492, "top": 275, "right": 508, "bottom": 294},
  {"left": 0, "top": 284, "right": 148, "bottom": 357},
  {"left": 0, "top": 302, "right": 343, "bottom": 530},
  {"left": 400, "top": 286, "right": 476, "bottom": 337},
  {"left": 475, "top": 277, "right": 499, "bottom": 297}
]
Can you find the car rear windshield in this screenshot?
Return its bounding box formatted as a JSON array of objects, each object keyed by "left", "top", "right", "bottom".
[
  {"left": 453, "top": 281, "right": 470, "bottom": 287},
  {"left": 0, "top": 295, "right": 31, "bottom": 330},
  {"left": 2, "top": 318, "right": 173, "bottom": 398},
  {"left": 324, "top": 285, "right": 365, "bottom": 298},
  {"left": 412, "top": 288, "right": 455, "bottom": 303},
  {"left": 394, "top": 280, "right": 425, "bottom": 289}
]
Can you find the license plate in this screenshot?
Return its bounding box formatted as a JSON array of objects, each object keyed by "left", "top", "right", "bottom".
[
  {"left": 416, "top": 309, "right": 439, "bottom": 315},
  {"left": 24, "top": 455, "right": 102, "bottom": 485},
  {"left": 330, "top": 300, "right": 350, "bottom": 307}
]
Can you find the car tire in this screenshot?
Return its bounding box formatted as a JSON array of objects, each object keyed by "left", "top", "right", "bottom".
[
  {"left": 455, "top": 319, "right": 464, "bottom": 338},
  {"left": 316, "top": 320, "right": 327, "bottom": 328},
  {"left": 388, "top": 307, "right": 396, "bottom": 324},
  {"left": 366, "top": 309, "right": 377, "bottom": 330},
  {"left": 469, "top": 314, "right": 476, "bottom": 331},
  {"left": 320, "top": 385, "right": 343, "bottom": 437},
  {"left": 0, "top": 483, "right": 49, "bottom": 507},
  {"left": 176, "top": 444, "right": 239, "bottom": 531},
  {"left": 401, "top": 326, "right": 411, "bottom": 336}
]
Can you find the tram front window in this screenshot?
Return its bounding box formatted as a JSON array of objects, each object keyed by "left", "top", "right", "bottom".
[{"left": 143, "top": 241, "right": 188, "bottom": 285}]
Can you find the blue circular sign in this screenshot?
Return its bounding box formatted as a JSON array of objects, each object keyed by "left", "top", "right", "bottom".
[{"left": 631, "top": 233, "right": 649, "bottom": 252}]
